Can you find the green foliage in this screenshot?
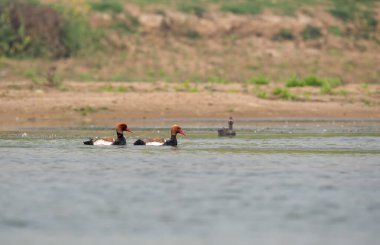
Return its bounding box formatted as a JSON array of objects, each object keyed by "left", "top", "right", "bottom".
[
  {"left": 255, "top": 90, "right": 267, "bottom": 99},
  {"left": 301, "top": 25, "right": 322, "bottom": 40},
  {"left": 272, "top": 87, "right": 296, "bottom": 100},
  {"left": 286, "top": 76, "right": 305, "bottom": 87},
  {"left": 175, "top": 81, "right": 198, "bottom": 92},
  {"left": 24, "top": 68, "right": 43, "bottom": 85},
  {"left": 286, "top": 75, "right": 341, "bottom": 92},
  {"left": 303, "top": 75, "right": 325, "bottom": 86},
  {"left": 286, "top": 75, "right": 341, "bottom": 94},
  {"left": 0, "top": 2, "right": 31, "bottom": 57},
  {"left": 221, "top": 2, "right": 262, "bottom": 15},
  {"left": 330, "top": 5, "right": 355, "bottom": 22},
  {"left": 272, "top": 28, "right": 294, "bottom": 41},
  {"left": 90, "top": 0, "right": 123, "bottom": 14},
  {"left": 178, "top": 3, "right": 206, "bottom": 17},
  {"left": 320, "top": 81, "right": 332, "bottom": 94},
  {"left": 100, "top": 84, "right": 134, "bottom": 92},
  {"left": 245, "top": 76, "right": 269, "bottom": 85},
  {"left": 329, "top": 0, "right": 377, "bottom": 39},
  {"left": 207, "top": 76, "right": 230, "bottom": 84},
  {"left": 0, "top": 0, "right": 100, "bottom": 58},
  {"left": 47, "top": 71, "right": 64, "bottom": 88},
  {"left": 337, "top": 89, "right": 348, "bottom": 96},
  {"left": 328, "top": 26, "right": 342, "bottom": 36},
  {"left": 303, "top": 75, "right": 341, "bottom": 88},
  {"left": 60, "top": 12, "right": 100, "bottom": 57},
  {"left": 111, "top": 15, "right": 140, "bottom": 34},
  {"left": 185, "top": 30, "right": 201, "bottom": 39}
]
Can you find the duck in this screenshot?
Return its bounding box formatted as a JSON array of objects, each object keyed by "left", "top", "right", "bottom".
[
  {"left": 134, "top": 124, "right": 186, "bottom": 146},
  {"left": 83, "top": 122, "right": 132, "bottom": 145},
  {"left": 218, "top": 117, "right": 236, "bottom": 136}
]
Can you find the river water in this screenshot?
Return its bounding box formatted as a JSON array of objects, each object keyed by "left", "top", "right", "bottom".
[{"left": 1, "top": 120, "right": 380, "bottom": 245}]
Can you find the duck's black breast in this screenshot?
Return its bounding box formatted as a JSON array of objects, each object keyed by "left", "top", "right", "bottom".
[
  {"left": 112, "top": 135, "right": 126, "bottom": 145},
  {"left": 163, "top": 135, "right": 177, "bottom": 146}
]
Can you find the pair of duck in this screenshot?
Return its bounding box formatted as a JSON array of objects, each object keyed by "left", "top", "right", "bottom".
[{"left": 83, "top": 123, "right": 186, "bottom": 146}]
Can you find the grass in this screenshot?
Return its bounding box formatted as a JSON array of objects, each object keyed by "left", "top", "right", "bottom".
[
  {"left": 329, "top": 0, "right": 378, "bottom": 39},
  {"left": 89, "top": 0, "right": 123, "bottom": 14},
  {"left": 272, "top": 87, "right": 296, "bottom": 100},
  {"left": 255, "top": 89, "right": 267, "bottom": 99},
  {"left": 328, "top": 26, "right": 342, "bottom": 36},
  {"left": 245, "top": 76, "right": 269, "bottom": 85},
  {"left": 337, "top": 89, "right": 348, "bottom": 96},
  {"left": 221, "top": 2, "right": 262, "bottom": 15},
  {"left": 301, "top": 25, "right": 323, "bottom": 40},
  {"left": 178, "top": 3, "right": 206, "bottom": 17},
  {"left": 285, "top": 75, "right": 341, "bottom": 95},
  {"left": 272, "top": 28, "right": 294, "bottom": 41},
  {"left": 24, "top": 67, "right": 64, "bottom": 88},
  {"left": 286, "top": 76, "right": 305, "bottom": 87},
  {"left": 185, "top": 30, "right": 201, "bottom": 39},
  {"left": 208, "top": 76, "right": 231, "bottom": 84},
  {"left": 110, "top": 14, "right": 140, "bottom": 34},
  {"left": 100, "top": 84, "right": 135, "bottom": 92},
  {"left": 219, "top": 0, "right": 324, "bottom": 16},
  {"left": 175, "top": 81, "right": 198, "bottom": 92},
  {"left": 286, "top": 75, "right": 341, "bottom": 88},
  {"left": 74, "top": 106, "right": 108, "bottom": 116}
]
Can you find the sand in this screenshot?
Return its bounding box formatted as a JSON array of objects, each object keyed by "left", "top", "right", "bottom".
[{"left": 0, "top": 81, "right": 379, "bottom": 130}]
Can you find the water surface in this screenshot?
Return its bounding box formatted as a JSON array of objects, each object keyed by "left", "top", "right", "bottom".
[{"left": 1, "top": 123, "right": 380, "bottom": 245}]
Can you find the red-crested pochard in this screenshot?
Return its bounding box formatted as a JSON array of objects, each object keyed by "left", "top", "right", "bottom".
[
  {"left": 134, "top": 125, "right": 186, "bottom": 146},
  {"left": 83, "top": 123, "right": 132, "bottom": 145}
]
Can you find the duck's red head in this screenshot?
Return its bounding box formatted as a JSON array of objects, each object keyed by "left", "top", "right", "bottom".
[
  {"left": 171, "top": 124, "right": 186, "bottom": 137},
  {"left": 116, "top": 123, "right": 132, "bottom": 134}
]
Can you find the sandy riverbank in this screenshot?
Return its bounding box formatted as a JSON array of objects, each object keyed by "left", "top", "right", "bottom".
[{"left": 0, "top": 81, "right": 379, "bottom": 130}]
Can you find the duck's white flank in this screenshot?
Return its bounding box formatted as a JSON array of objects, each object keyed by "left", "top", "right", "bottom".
[
  {"left": 145, "top": 142, "right": 164, "bottom": 146},
  {"left": 93, "top": 139, "right": 114, "bottom": 146}
]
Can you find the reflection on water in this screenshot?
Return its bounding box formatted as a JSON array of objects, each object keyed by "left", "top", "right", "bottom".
[{"left": 0, "top": 124, "right": 380, "bottom": 245}]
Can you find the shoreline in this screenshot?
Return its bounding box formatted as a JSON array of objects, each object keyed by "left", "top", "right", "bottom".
[{"left": 1, "top": 81, "right": 379, "bottom": 130}]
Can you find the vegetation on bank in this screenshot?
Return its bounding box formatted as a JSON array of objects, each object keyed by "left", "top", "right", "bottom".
[
  {"left": 0, "top": 0, "right": 379, "bottom": 87},
  {"left": 0, "top": 0, "right": 100, "bottom": 58}
]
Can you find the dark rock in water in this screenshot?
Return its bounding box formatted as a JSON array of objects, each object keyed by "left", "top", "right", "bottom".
[{"left": 218, "top": 117, "right": 236, "bottom": 136}]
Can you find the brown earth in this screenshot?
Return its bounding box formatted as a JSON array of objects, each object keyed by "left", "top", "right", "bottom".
[
  {"left": 1, "top": 4, "right": 380, "bottom": 84},
  {"left": 0, "top": 81, "right": 379, "bottom": 130}
]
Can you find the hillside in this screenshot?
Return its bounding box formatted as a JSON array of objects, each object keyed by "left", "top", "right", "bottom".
[
  {"left": 0, "top": 0, "right": 379, "bottom": 128},
  {"left": 0, "top": 0, "right": 379, "bottom": 84}
]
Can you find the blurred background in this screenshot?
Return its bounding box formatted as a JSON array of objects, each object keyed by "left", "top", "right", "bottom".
[{"left": 0, "top": 0, "right": 379, "bottom": 84}]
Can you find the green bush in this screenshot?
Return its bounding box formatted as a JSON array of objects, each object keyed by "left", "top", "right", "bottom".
[
  {"left": 245, "top": 76, "right": 269, "bottom": 85},
  {"left": 175, "top": 81, "right": 198, "bottom": 92},
  {"left": 178, "top": 3, "right": 206, "bottom": 17},
  {"left": 301, "top": 25, "right": 322, "bottom": 40},
  {"left": 90, "top": 0, "right": 123, "bottom": 14},
  {"left": 272, "top": 29, "right": 294, "bottom": 41},
  {"left": 286, "top": 76, "right": 305, "bottom": 87},
  {"left": 272, "top": 87, "right": 296, "bottom": 100},
  {"left": 0, "top": 1, "right": 32, "bottom": 57},
  {"left": 111, "top": 14, "right": 140, "bottom": 34},
  {"left": 185, "top": 30, "right": 201, "bottom": 39},
  {"left": 329, "top": 0, "right": 377, "bottom": 39},
  {"left": 60, "top": 13, "right": 100, "bottom": 57},
  {"left": 328, "top": 26, "right": 342, "bottom": 36},
  {"left": 221, "top": 2, "right": 262, "bottom": 15},
  {"left": 255, "top": 90, "right": 267, "bottom": 99},
  {"left": 207, "top": 76, "right": 230, "bottom": 84},
  {"left": 0, "top": 0, "right": 100, "bottom": 58},
  {"left": 286, "top": 75, "right": 341, "bottom": 89},
  {"left": 303, "top": 75, "right": 324, "bottom": 87}
]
